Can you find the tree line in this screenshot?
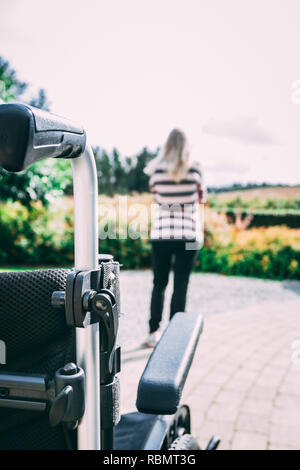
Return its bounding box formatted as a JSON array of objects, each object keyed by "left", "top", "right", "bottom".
[{"left": 93, "top": 146, "right": 157, "bottom": 196}]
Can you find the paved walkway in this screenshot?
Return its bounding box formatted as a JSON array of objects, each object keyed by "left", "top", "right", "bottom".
[{"left": 118, "top": 272, "right": 300, "bottom": 450}]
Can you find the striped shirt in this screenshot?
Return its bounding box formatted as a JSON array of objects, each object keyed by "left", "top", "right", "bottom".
[{"left": 149, "top": 163, "right": 206, "bottom": 242}]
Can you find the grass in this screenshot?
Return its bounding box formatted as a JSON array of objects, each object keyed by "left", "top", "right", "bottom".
[{"left": 0, "top": 266, "right": 61, "bottom": 271}]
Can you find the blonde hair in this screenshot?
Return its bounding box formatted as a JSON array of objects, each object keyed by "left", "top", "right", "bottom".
[{"left": 144, "top": 128, "right": 191, "bottom": 182}]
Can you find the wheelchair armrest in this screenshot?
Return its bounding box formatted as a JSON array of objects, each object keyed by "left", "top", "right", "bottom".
[{"left": 136, "top": 312, "right": 203, "bottom": 415}]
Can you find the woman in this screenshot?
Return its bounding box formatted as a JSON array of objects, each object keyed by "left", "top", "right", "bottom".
[{"left": 144, "top": 128, "right": 206, "bottom": 348}]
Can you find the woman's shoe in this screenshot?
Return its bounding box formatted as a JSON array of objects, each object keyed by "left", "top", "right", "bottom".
[{"left": 145, "top": 331, "right": 160, "bottom": 348}]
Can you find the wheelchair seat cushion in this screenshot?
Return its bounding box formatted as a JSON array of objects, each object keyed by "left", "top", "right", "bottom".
[
  {"left": 114, "top": 412, "right": 158, "bottom": 450},
  {"left": 115, "top": 406, "right": 191, "bottom": 450}
]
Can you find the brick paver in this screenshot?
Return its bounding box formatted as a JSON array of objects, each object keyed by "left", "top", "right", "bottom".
[{"left": 118, "top": 272, "right": 300, "bottom": 450}]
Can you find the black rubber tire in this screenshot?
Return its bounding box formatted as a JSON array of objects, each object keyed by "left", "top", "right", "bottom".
[{"left": 168, "top": 434, "right": 201, "bottom": 450}]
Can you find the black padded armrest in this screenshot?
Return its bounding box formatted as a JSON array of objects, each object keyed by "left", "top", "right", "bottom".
[{"left": 136, "top": 312, "right": 203, "bottom": 415}]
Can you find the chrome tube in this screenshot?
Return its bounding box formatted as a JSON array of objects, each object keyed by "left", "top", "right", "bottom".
[{"left": 71, "top": 143, "right": 100, "bottom": 450}]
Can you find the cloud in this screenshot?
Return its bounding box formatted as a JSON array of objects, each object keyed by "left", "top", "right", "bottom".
[
  {"left": 202, "top": 117, "right": 279, "bottom": 146},
  {"left": 205, "top": 158, "right": 248, "bottom": 175}
]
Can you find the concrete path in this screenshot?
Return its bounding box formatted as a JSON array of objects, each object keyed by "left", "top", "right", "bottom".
[{"left": 118, "top": 271, "right": 300, "bottom": 450}]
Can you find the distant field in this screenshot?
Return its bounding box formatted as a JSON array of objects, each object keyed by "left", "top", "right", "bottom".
[
  {"left": 215, "top": 186, "right": 300, "bottom": 201},
  {"left": 63, "top": 186, "right": 300, "bottom": 205}
]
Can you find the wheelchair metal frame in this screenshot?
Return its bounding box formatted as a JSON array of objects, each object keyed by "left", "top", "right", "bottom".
[{"left": 71, "top": 143, "right": 100, "bottom": 450}]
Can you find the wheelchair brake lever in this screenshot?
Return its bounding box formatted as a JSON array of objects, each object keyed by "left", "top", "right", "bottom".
[{"left": 88, "top": 289, "right": 120, "bottom": 382}]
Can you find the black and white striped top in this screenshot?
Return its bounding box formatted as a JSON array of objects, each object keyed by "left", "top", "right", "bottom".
[{"left": 149, "top": 163, "right": 206, "bottom": 242}]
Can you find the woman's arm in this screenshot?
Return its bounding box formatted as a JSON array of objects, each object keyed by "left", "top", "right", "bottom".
[
  {"left": 198, "top": 183, "right": 207, "bottom": 204},
  {"left": 191, "top": 162, "right": 207, "bottom": 204},
  {"left": 149, "top": 173, "right": 157, "bottom": 194}
]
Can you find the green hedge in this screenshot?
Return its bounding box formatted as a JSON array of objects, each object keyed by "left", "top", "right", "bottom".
[
  {"left": 0, "top": 202, "right": 74, "bottom": 266},
  {"left": 209, "top": 196, "right": 300, "bottom": 228},
  {"left": 195, "top": 245, "right": 300, "bottom": 280},
  {"left": 208, "top": 195, "right": 300, "bottom": 211},
  {"left": 0, "top": 202, "right": 300, "bottom": 280},
  {"left": 223, "top": 209, "right": 300, "bottom": 228}
]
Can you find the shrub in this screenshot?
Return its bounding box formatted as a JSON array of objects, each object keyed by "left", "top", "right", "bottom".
[{"left": 0, "top": 198, "right": 300, "bottom": 281}]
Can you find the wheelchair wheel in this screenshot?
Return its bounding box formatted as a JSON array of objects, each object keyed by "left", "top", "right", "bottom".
[{"left": 168, "top": 434, "right": 200, "bottom": 450}]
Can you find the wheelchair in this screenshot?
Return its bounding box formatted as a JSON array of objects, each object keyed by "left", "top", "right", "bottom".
[{"left": 0, "top": 103, "right": 219, "bottom": 451}]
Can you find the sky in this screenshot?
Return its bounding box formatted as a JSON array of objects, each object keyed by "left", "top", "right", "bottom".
[{"left": 1, "top": 0, "right": 300, "bottom": 186}]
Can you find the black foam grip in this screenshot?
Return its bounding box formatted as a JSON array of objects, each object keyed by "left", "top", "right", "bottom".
[
  {"left": 0, "top": 103, "right": 86, "bottom": 172},
  {"left": 31, "top": 106, "right": 84, "bottom": 134},
  {"left": 0, "top": 104, "right": 31, "bottom": 172}
]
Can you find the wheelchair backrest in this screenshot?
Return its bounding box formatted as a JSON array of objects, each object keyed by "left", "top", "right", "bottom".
[{"left": 0, "top": 269, "right": 75, "bottom": 450}]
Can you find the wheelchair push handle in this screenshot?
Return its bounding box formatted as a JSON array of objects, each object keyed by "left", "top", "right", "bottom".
[{"left": 0, "top": 103, "right": 86, "bottom": 172}]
